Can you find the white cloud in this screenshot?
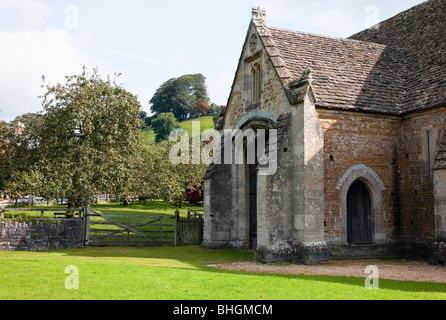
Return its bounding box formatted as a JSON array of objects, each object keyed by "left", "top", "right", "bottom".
[
  {"left": 0, "top": 27, "right": 101, "bottom": 121},
  {"left": 0, "top": 0, "right": 427, "bottom": 121},
  {"left": 0, "top": 0, "right": 53, "bottom": 30}
]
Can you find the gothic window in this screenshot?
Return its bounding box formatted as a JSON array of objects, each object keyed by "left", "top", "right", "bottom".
[{"left": 250, "top": 61, "right": 261, "bottom": 104}]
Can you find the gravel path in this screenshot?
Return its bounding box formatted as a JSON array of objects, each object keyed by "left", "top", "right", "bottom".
[{"left": 209, "top": 260, "right": 446, "bottom": 284}]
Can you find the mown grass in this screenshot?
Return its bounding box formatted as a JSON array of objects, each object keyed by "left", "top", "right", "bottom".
[
  {"left": 0, "top": 246, "right": 445, "bottom": 300},
  {"left": 2, "top": 201, "right": 445, "bottom": 300}
]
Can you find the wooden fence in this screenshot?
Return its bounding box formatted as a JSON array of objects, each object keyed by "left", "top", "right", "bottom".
[
  {"left": 0, "top": 205, "right": 204, "bottom": 248},
  {"left": 0, "top": 207, "right": 84, "bottom": 221}
]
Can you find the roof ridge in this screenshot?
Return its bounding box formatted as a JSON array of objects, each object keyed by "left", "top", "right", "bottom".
[
  {"left": 248, "top": 1, "right": 444, "bottom": 116},
  {"left": 265, "top": 25, "right": 398, "bottom": 51},
  {"left": 254, "top": 23, "right": 294, "bottom": 86},
  {"left": 266, "top": 25, "right": 344, "bottom": 41},
  {"left": 255, "top": 21, "right": 407, "bottom": 115},
  {"left": 349, "top": 0, "right": 431, "bottom": 40}
]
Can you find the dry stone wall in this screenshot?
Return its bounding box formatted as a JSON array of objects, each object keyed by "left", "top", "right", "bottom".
[{"left": 0, "top": 220, "right": 82, "bottom": 251}]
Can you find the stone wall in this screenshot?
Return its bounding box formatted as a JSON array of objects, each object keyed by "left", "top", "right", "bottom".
[
  {"left": 434, "top": 169, "right": 446, "bottom": 241},
  {"left": 0, "top": 220, "right": 82, "bottom": 252},
  {"left": 319, "top": 109, "right": 401, "bottom": 245},
  {"left": 400, "top": 107, "right": 446, "bottom": 243},
  {"left": 319, "top": 106, "right": 446, "bottom": 259},
  {"left": 223, "top": 25, "right": 288, "bottom": 130}
]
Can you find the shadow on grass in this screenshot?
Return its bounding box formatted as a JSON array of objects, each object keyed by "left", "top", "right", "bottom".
[{"left": 61, "top": 245, "right": 446, "bottom": 296}]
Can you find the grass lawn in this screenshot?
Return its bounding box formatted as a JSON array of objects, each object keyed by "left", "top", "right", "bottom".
[
  {"left": 0, "top": 246, "right": 445, "bottom": 300},
  {"left": 1, "top": 200, "right": 445, "bottom": 300}
]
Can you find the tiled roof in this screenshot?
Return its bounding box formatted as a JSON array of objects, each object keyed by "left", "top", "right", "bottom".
[
  {"left": 258, "top": 25, "right": 406, "bottom": 114},
  {"left": 350, "top": 0, "right": 446, "bottom": 114},
  {"left": 254, "top": 0, "right": 445, "bottom": 115}
]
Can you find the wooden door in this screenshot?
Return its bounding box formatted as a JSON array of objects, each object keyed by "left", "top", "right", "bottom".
[
  {"left": 249, "top": 163, "right": 257, "bottom": 250},
  {"left": 347, "top": 181, "right": 372, "bottom": 244}
]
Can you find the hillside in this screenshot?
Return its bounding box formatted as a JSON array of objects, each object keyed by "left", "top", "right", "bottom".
[{"left": 141, "top": 116, "right": 216, "bottom": 146}]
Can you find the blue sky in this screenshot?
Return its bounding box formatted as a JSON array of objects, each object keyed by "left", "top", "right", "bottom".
[{"left": 0, "top": 0, "right": 426, "bottom": 122}]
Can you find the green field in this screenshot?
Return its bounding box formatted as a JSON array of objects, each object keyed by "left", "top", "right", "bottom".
[
  {"left": 0, "top": 246, "right": 445, "bottom": 300},
  {"left": 142, "top": 116, "right": 216, "bottom": 145},
  {"left": 1, "top": 201, "right": 445, "bottom": 300}
]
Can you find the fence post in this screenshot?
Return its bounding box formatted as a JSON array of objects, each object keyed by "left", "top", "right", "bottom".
[
  {"left": 159, "top": 217, "right": 163, "bottom": 244},
  {"left": 198, "top": 214, "right": 204, "bottom": 244},
  {"left": 82, "top": 203, "right": 91, "bottom": 246},
  {"left": 174, "top": 209, "right": 180, "bottom": 246}
]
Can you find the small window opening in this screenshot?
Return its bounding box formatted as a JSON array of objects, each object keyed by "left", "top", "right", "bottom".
[{"left": 251, "top": 62, "right": 261, "bottom": 103}]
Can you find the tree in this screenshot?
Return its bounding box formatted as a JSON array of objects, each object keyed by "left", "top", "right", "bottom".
[
  {"left": 134, "top": 141, "right": 207, "bottom": 207},
  {"left": 149, "top": 74, "right": 209, "bottom": 121},
  {"left": 151, "top": 112, "right": 180, "bottom": 144},
  {"left": 208, "top": 103, "right": 223, "bottom": 116},
  {"left": 0, "top": 114, "right": 43, "bottom": 202},
  {"left": 186, "top": 98, "right": 210, "bottom": 119},
  {"left": 37, "top": 67, "right": 142, "bottom": 207},
  {"left": 0, "top": 120, "right": 11, "bottom": 196}
]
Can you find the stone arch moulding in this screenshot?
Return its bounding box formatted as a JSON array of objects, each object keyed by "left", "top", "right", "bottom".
[
  {"left": 230, "top": 110, "right": 279, "bottom": 251},
  {"left": 336, "top": 164, "right": 386, "bottom": 245},
  {"left": 233, "top": 110, "right": 278, "bottom": 133}
]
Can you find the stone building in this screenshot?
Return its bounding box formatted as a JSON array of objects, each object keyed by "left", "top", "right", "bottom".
[{"left": 203, "top": 0, "right": 446, "bottom": 264}]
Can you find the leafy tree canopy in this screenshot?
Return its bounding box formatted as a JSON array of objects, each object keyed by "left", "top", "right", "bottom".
[
  {"left": 36, "top": 66, "right": 143, "bottom": 207},
  {"left": 149, "top": 74, "right": 210, "bottom": 121},
  {"left": 133, "top": 141, "right": 207, "bottom": 207},
  {"left": 151, "top": 112, "right": 180, "bottom": 144}
]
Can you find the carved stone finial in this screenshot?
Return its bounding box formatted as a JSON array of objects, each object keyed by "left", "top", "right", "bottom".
[{"left": 252, "top": 7, "right": 266, "bottom": 21}]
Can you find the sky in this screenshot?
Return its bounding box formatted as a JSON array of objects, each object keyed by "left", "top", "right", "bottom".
[{"left": 0, "top": 0, "right": 427, "bottom": 122}]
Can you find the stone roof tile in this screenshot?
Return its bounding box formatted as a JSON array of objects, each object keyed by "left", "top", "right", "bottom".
[
  {"left": 255, "top": 0, "right": 445, "bottom": 116},
  {"left": 259, "top": 26, "right": 406, "bottom": 114},
  {"left": 349, "top": 0, "right": 446, "bottom": 114}
]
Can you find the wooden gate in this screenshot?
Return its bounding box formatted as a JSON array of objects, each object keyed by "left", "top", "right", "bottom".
[
  {"left": 175, "top": 210, "right": 204, "bottom": 245},
  {"left": 82, "top": 207, "right": 203, "bottom": 247}
]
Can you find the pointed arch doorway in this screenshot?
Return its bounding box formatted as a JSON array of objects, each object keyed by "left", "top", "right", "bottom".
[
  {"left": 232, "top": 111, "right": 278, "bottom": 251},
  {"left": 347, "top": 180, "right": 372, "bottom": 245},
  {"left": 249, "top": 160, "right": 258, "bottom": 250}
]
